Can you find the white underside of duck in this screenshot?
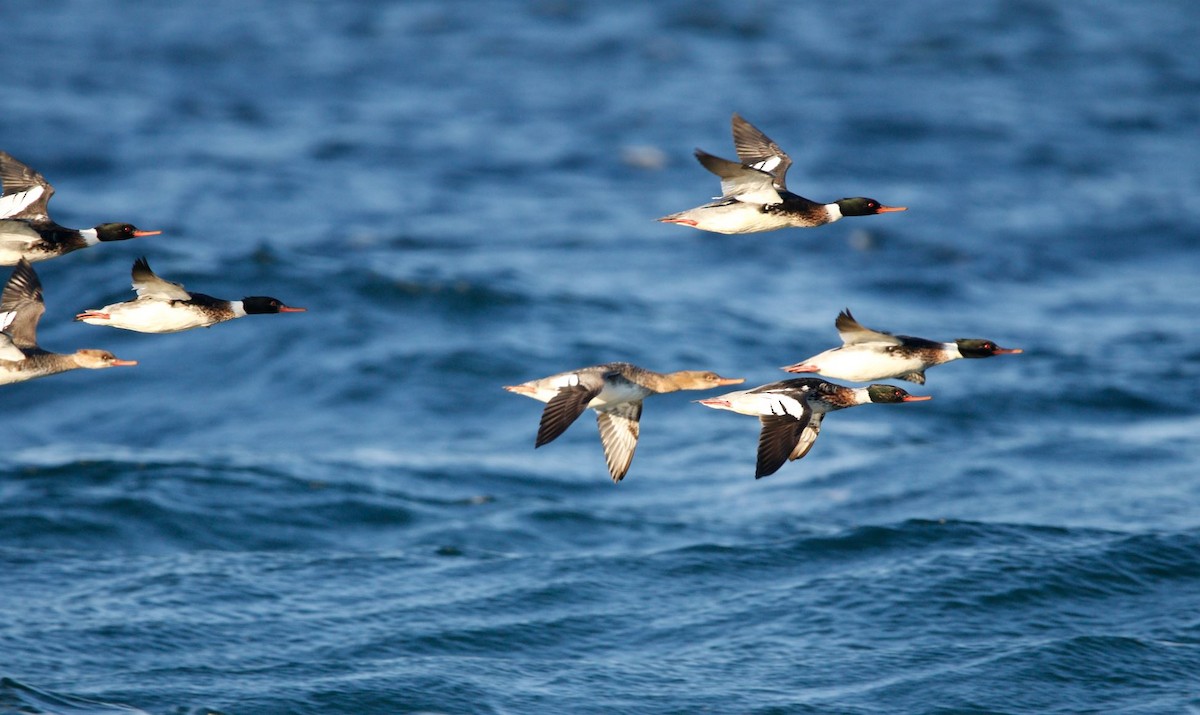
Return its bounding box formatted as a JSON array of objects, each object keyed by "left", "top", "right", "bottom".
[
  {"left": 77, "top": 300, "right": 243, "bottom": 333},
  {"left": 795, "top": 343, "right": 958, "bottom": 382},
  {"left": 661, "top": 201, "right": 841, "bottom": 234}
]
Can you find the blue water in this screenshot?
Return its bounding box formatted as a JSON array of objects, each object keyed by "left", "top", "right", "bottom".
[{"left": 3, "top": 1, "right": 1200, "bottom": 713}]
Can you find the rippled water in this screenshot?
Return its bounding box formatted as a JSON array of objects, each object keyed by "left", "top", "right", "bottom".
[{"left": 3, "top": 1, "right": 1200, "bottom": 713}]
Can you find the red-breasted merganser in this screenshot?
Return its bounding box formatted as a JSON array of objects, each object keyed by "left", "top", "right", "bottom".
[
  {"left": 505, "top": 362, "right": 745, "bottom": 482},
  {"left": 657, "top": 113, "right": 906, "bottom": 234},
  {"left": 0, "top": 151, "right": 162, "bottom": 264},
  {"left": 75, "top": 257, "right": 306, "bottom": 333},
  {"left": 697, "top": 377, "right": 930, "bottom": 478},
  {"left": 0, "top": 259, "right": 137, "bottom": 385},
  {"left": 782, "top": 309, "right": 1023, "bottom": 384}
]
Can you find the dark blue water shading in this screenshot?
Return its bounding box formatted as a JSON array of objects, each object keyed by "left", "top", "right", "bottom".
[{"left": 3, "top": 1, "right": 1200, "bottom": 713}]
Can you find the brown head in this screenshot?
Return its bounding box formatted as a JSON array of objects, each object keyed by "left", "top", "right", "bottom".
[
  {"left": 665, "top": 370, "right": 746, "bottom": 392},
  {"left": 73, "top": 349, "right": 138, "bottom": 369}
]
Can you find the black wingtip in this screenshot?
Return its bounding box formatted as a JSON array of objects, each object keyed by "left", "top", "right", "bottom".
[{"left": 754, "top": 462, "right": 782, "bottom": 479}]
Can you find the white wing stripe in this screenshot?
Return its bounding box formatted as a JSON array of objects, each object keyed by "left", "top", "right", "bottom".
[{"left": 0, "top": 186, "right": 44, "bottom": 219}]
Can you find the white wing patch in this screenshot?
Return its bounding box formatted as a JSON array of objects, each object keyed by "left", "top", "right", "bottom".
[
  {"left": 765, "top": 393, "right": 809, "bottom": 420},
  {"left": 748, "top": 156, "right": 782, "bottom": 174},
  {"left": 0, "top": 186, "right": 44, "bottom": 219}
]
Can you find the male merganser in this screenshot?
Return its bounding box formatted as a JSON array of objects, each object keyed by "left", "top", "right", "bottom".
[
  {"left": 697, "top": 377, "right": 930, "bottom": 478},
  {"left": 657, "top": 114, "right": 906, "bottom": 234},
  {"left": 782, "top": 309, "right": 1023, "bottom": 384},
  {"left": 505, "top": 362, "right": 745, "bottom": 482},
  {"left": 0, "top": 259, "right": 137, "bottom": 385},
  {"left": 0, "top": 151, "right": 162, "bottom": 264},
  {"left": 75, "top": 257, "right": 306, "bottom": 333}
]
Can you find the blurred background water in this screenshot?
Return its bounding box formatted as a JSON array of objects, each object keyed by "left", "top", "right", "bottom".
[{"left": 2, "top": 1, "right": 1199, "bottom": 713}]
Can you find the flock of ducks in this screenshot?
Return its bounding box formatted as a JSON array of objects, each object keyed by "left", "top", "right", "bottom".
[
  {"left": 0, "top": 151, "right": 305, "bottom": 386},
  {"left": 2, "top": 115, "right": 1020, "bottom": 481},
  {"left": 507, "top": 114, "right": 1021, "bottom": 481}
]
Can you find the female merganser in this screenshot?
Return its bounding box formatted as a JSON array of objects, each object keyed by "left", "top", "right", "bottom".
[
  {"left": 75, "top": 257, "right": 306, "bottom": 333},
  {"left": 0, "top": 151, "right": 162, "bottom": 264},
  {"left": 697, "top": 377, "right": 930, "bottom": 478},
  {"left": 505, "top": 362, "right": 745, "bottom": 482},
  {"left": 657, "top": 114, "right": 906, "bottom": 234},
  {"left": 782, "top": 309, "right": 1023, "bottom": 384},
  {"left": 0, "top": 259, "right": 136, "bottom": 386}
]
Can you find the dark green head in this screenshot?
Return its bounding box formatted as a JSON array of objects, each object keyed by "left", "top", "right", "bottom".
[
  {"left": 866, "top": 384, "right": 931, "bottom": 404},
  {"left": 835, "top": 198, "right": 908, "bottom": 217},
  {"left": 242, "top": 296, "right": 307, "bottom": 315},
  {"left": 955, "top": 339, "right": 1023, "bottom": 359},
  {"left": 94, "top": 223, "right": 163, "bottom": 242}
]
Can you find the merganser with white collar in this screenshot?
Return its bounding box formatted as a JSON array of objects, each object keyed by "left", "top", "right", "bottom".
[
  {"left": 505, "top": 362, "right": 745, "bottom": 482},
  {"left": 0, "top": 151, "right": 162, "bottom": 264},
  {"left": 657, "top": 113, "right": 907, "bottom": 234},
  {"left": 75, "top": 257, "right": 306, "bottom": 333},
  {"left": 0, "top": 259, "right": 137, "bottom": 386},
  {"left": 697, "top": 377, "right": 930, "bottom": 478},
  {"left": 783, "top": 309, "right": 1023, "bottom": 384}
]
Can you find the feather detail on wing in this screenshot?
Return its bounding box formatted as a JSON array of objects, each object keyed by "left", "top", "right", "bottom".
[
  {"left": 595, "top": 401, "right": 643, "bottom": 482},
  {"left": 730, "top": 113, "right": 792, "bottom": 190},
  {"left": 835, "top": 309, "right": 901, "bottom": 346},
  {"left": 0, "top": 259, "right": 44, "bottom": 349},
  {"left": 0, "top": 152, "right": 54, "bottom": 221},
  {"left": 131, "top": 257, "right": 192, "bottom": 301},
  {"left": 535, "top": 383, "right": 602, "bottom": 447},
  {"left": 693, "top": 150, "right": 784, "bottom": 205},
  {"left": 756, "top": 414, "right": 807, "bottom": 479},
  {"left": 788, "top": 413, "right": 824, "bottom": 461},
  {"left": 0, "top": 186, "right": 45, "bottom": 220}
]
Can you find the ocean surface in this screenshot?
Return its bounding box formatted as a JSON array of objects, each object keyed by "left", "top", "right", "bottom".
[{"left": 3, "top": 1, "right": 1200, "bottom": 713}]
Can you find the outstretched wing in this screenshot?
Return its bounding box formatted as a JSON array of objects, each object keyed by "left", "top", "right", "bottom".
[
  {"left": 535, "top": 383, "right": 603, "bottom": 448},
  {"left": 731, "top": 113, "right": 792, "bottom": 191},
  {"left": 788, "top": 413, "right": 824, "bottom": 462},
  {"left": 0, "top": 151, "right": 54, "bottom": 221},
  {"left": 595, "top": 401, "right": 642, "bottom": 482},
  {"left": 131, "top": 257, "right": 191, "bottom": 300},
  {"left": 0, "top": 259, "right": 45, "bottom": 349},
  {"left": 835, "top": 309, "right": 901, "bottom": 346},
  {"left": 755, "top": 398, "right": 813, "bottom": 479},
  {"left": 694, "top": 150, "right": 783, "bottom": 205}
]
